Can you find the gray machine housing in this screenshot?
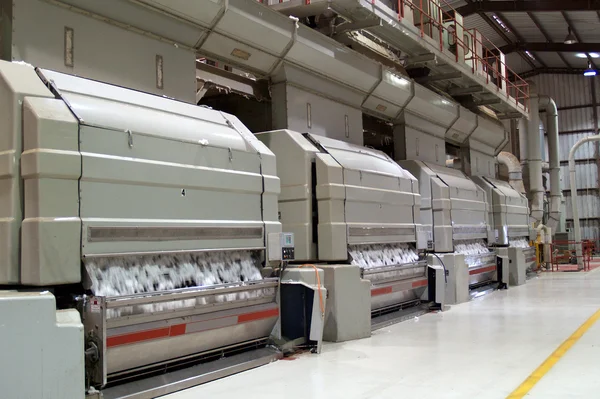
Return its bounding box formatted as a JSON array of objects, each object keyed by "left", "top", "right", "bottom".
[
  {"left": 471, "top": 176, "right": 536, "bottom": 286},
  {"left": 258, "top": 130, "right": 431, "bottom": 341}
]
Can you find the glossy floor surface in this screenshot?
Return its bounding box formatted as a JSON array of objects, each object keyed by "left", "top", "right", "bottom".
[{"left": 165, "top": 268, "right": 600, "bottom": 399}]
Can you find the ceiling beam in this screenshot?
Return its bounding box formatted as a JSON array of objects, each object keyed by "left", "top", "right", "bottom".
[
  {"left": 456, "top": 1, "right": 600, "bottom": 17},
  {"left": 500, "top": 42, "right": 600, "bottom": 54},
  {"left": 519, "top": 67, "right": 588, "bottom": 79},
  {"left": 527, "top": 12, "right": 573, "bottom": 69}
]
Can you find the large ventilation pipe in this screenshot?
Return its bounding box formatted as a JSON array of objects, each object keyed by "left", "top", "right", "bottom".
[
  {"left": 569, "top": 134, "right": 600, "bottom": 269},
  {"left": 525, "top": 85, "right": 544, "bottom": 223},
  {"left": 539, "top": 96, "right": 561, "bottom": 230},
  {"left": 497, "top": 151, "right": 525, "bottom": 194}
]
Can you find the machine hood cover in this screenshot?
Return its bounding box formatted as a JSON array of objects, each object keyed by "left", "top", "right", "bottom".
[{"left": 307, "top": 133, "right": 417, "bottom": 181}]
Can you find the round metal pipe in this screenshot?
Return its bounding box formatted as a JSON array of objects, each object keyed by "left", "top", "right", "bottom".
[
  {"left": 539, "top": 95, "right": 561, "bottom": 230},
  {"left": 569, "top": 134, "right": 600, "bottom": 269},
  {"left": 497, "top": 151, "right": 525, "bottom": 194},
  {"left": 525, "top": 88, "right": 544, "bottom": 222}
]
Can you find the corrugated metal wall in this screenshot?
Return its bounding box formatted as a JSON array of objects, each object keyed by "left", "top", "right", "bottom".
[{"left": 531, "top": 74, "right": 599, "bottom": 245}]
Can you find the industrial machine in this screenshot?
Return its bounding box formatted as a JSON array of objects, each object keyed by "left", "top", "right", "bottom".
[
  {"left": 257, "top": 130, "right": 443, "bottom": 340},
  {"left": 0, "top": 60, "right": 325, "bottom": 399},
  {"left": 399, "top": 160, "right": 501, "bottom": 303},
  {"left": 471, "top": 176, "right": 536, "bottom": 286}
]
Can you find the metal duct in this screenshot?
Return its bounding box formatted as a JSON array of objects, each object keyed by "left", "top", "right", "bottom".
[
  {"left": 525, "top": 86, "right": 543, "bottom": 223},
  {"left": 497, "top": 151, "right": 525, "bottom": 195},
  {"left": 538, "top": 96, "right": 560, "bottom": 231},
  {"left": 569, "top": 134, "right": 600, "bottom": 269}
]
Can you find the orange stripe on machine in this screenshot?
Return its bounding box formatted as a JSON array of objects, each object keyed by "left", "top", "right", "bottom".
[
  {"left": 371, "top": 286, "right": 393, "bottom": 297},
  {"left": 106, "top": 307, "right": 279, "bottom": 348},
  {"left": 411, "top": 279, "right": 428, "bottom": 288},
  {"left": 469, "top": 265, "right": 497, "bottom": 275},
  {"left": 371, "top": 279, "right": 428, "bottom": 297}
]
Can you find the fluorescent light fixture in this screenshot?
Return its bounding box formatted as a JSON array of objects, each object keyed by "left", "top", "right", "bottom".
[
  {"left": 590, "top": 53, "right": 600, "bottom": 58},
  {"left": 525, "top": 50, "right": 536, "bottom": 60},
  {"left": 576, "top": 53, "right": 599, "bottom": 59},
  {"left": 491, "top": 14, "right": 510, "bottom": 33}
]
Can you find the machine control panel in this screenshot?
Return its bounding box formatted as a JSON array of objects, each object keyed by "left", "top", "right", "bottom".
[{"left": 268, "top": 232, "right": 295, "bottom": 261}]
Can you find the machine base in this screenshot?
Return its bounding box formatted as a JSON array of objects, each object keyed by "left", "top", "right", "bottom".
[
  {"left": 469, "top": 283, "right": 498, "bottom": 299},
  {"left": 98, "top": 347, "right": 282, "bottom": 399},
  {"left": 371, "top": 302, "right": 430, "bottom": 331}
]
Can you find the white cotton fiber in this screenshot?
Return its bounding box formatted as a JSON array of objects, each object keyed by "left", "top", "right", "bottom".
[
  {"left": 509, "top": 238, "right": 530, "bottom": 248},
  {"left": 454, "top": 239, "right": 489, "bottom": 255},
  {"left": 349, "top": 243, "right": 419, "bottom": 269},
  {"left": 85, "top": 251, "right": 265, "bottom": 318}
]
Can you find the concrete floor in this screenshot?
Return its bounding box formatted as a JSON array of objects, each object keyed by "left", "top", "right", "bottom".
[{"left": 165, "top": 268, "right": 600, "bottom": 399}]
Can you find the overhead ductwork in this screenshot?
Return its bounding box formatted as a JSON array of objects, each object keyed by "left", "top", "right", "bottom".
[
  {"left": 497, "top": 151, "right": 525, "bottom": 195},
  {"left": 538, "top": 95, "right": 560, "bottom": 231}
]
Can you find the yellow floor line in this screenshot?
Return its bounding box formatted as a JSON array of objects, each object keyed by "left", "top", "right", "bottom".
[{"left": 507, "top": 308, "right": 600, "bottom": 398}]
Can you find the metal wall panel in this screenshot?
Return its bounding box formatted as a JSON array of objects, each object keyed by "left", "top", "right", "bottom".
[
  {"left": 532, "top": 74, "right": 593, "bottom": 107},
  {"left": 559, "top": 132, "right": 597, "bottom": 161},
  {"left": 555, "top": 108, "right": 593, "bottom": 133},
  {"left": 581, "top": 220, "right": 600, "bottom": 246},
  {"left": 561, "top": 163, "right": 598, "bottom": 190},
  {"left": 565, "top": 193, "right": 600, "bottom": 220}
]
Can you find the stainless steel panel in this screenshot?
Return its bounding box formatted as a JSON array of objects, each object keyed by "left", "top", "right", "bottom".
[
  {"left": 468, "top": 270, "right": 496, "bottom": 287},
  {"left": 83, "top": 279, "right": 279, "bottom": 386},
  {"left": 362, "top": 262, "right": 427, "bottom": 285},
  {"left": 365, "top": 262, "right": 427, "bottom": 311},
  {"left": 106, "top": 310, "right": 277, "bottom": 375},
  {"left": 371, "top": 287, "right": 424, "bottom": 312}
]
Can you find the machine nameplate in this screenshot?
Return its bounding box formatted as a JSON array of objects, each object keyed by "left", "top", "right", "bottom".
[
  {"left": 348, "top": 227, "right": 415, "bottom": 237},
  {"left": 87, "top": 226, "right": 264, "bottom": 242}
]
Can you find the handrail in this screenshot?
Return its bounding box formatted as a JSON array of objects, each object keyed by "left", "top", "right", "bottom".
[
  {"left": 264, "top": 0, "right": 530, "bottom": 112},
  {"left": 403, "top": 0, "right": 529, "bottom": 111}
]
